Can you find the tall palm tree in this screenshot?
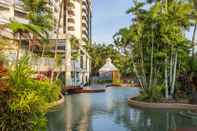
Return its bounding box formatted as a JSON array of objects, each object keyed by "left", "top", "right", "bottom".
[
  {"left": 22, "top": 0, "right": 53, "bottom": 50},
  {"left": 191, "top": 0, "right": 197, "bottom": 59},
  {"left": 70, "top": 36, "right": 80, "bottom": 87},
  {"left": 7, "top": 22, "right": 29, "bottom": 63},
  {"left": 6, "top": 0, "right": 53, "bottom": 64},
  {"left": 50, "top": 0, "right": 64, "bottom": 82}
]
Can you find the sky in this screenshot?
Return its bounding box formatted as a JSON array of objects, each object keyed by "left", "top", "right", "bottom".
[
  {"left": 92, "top": 0, "right": 132, "bottom": 43},
  {"left": 92, "top": 0, "right": 194, "bottom": 44}
]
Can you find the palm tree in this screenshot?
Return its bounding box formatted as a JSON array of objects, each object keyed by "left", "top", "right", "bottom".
[
  {"left": 7, "top": 22, "right": 30, "bottom": 63},
  {"left": 5, "top": 0, "right": 53, "bottom": 64},
  {"left": 70, "top": 36, "right": 80, "bottom": 87},
  {"left": 191, "top": 0, "right": 197, "bottom": 60},
  {"left": 118, "top": 0, "right": 192, "bottom": 99},
  {"left": 55, "top": 54, "right": 63, "bottom": 80},
  {"left": 50, "top": 0, "right": 64, "bottom": 82},
  {"left": 22, "top": 0, "right": 53, "bottom": 51},
  {"left": 114, "top": 28, "right": 144, "bottom": 88}
]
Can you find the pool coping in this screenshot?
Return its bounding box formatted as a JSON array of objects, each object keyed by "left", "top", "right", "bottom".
[
  {"left": 48, "top": 93, "right": 65, "bottom": 109},
  {"left": 128, "top": 96, "right": 197, "bottom": 110}
]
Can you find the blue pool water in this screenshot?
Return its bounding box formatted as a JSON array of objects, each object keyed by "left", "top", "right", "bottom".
[{"left": 47, "top": 87, "right": 197, "bottom": 131}]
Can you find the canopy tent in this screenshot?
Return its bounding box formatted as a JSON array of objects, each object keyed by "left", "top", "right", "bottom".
[
  {"left": 99, "top": 58, "right": 118, "bottom": 72},
  {"left": 99, "top": 58, "right": 120, "bottom": 81}
]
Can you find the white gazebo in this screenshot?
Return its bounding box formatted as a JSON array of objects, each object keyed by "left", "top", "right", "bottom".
[{"left": 99, "top": 58, "right": 120, "bottom": 81}]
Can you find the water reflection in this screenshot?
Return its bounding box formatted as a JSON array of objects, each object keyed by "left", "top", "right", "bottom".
[{"left": 47, "top": 87, "right": 197, "bottom": 131}]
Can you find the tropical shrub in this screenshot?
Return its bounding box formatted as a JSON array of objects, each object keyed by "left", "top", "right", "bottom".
[
  {"left": 0, "top": 56, "right": 61, "bottom": 131},
  {"left": 176, "top": 57, "right": 197, "bottom": 99},
  {"left": 136, "top": 85, "right": 164, "bottom": 102},
  {"left": 96, "top": 79, "right": 112, "bottom": 84},
  {"left": 112, "top": 79, "right": 123, "bottom": 85}
]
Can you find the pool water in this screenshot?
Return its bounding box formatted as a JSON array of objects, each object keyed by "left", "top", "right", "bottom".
[{"left": 47, "top": 87, "right": 197, "bottom": 131}]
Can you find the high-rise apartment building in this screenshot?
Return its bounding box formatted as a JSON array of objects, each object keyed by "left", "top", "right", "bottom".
[{"left": 0, "top": 0, "right": 92, "bottom": 86}]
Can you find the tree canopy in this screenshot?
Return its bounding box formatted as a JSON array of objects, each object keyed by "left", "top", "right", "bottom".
[{"left": 114, "top": 0, "right": 194, "bottom": 99}]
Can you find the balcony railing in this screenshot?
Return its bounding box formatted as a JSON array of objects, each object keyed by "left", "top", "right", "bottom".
[
  {"left": 30, "top": 57, "right": 66, "bottom": 72},
  {"left": 14, "top": 16, "right": 28, "bottom": 24},
  {"left": 15, "top": 0, "right": 26, "bottom": 12},
  {"left": 0, "top": 16, "right": 9, "bottom": 24},
  {"left": 0, "top": 0, "right": 12, "bottom": 7}
]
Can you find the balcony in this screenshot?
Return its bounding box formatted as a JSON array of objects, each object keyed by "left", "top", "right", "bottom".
[
  {"left": 82, "top": 1, "right": 88, "bottom": 10},
  {"left": 67, "top": 2, "right": 75, "bottom": 9},
  {"left": 30, "top": 57, "right": 66, "bottom": 72},
  {"left": 14, "top": 16, "right": 28, "bottom": 24},
  {"left": 82, "top": 20, "right": 88, "bottom": 28},
  {"left": 68, "top": 18, "right": 75, "bottom": 24},
  {"left": 82, "top": 8, "right": 87, "bottom": 14},
  {"left": 82, "top": 34, "right": 89, "bottom": 42},
  {"left": 82, "top": 15, "right": 88, "bottom": 22},
  {"left": 68, "top": 10, "right": 75, "bottom": 16},
  {"left": 0, "top": 0, "right": 11, "bottom": 8},
  {"left": 15, "top": 0, "right": 26, "bottom": 13},
  {"left": 71, "top": 60, "right": 81, "bottom": 72},
  {"left": 68, "top": 26, "right": 75, "bottom": 31},
  {"left": 82, "top": 27, "right": 88, "bottom": 36},
  {"left": 51, "top": 43, "right": 66, "bottom": 54},
  {"left": 0, "top": 15, "right": 9, "bottom": 24}
]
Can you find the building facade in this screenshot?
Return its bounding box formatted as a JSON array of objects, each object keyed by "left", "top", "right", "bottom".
[{"left": 0, "top": 0, "right": 92, "bottom": 86}]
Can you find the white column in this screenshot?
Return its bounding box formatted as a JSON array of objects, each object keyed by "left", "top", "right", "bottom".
[
  {"left": 65, "top": 39, "right": 72, "bottom": 86},
  {"left": 10, "top": 0, "right": 15, "bottom": 19}
]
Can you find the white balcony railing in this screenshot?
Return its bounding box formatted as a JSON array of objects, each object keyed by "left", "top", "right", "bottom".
[
  {"left": 0, "top": 16, "right": 9, "bottom": 24},
  {"left": 71, "top": 60, "right": 81, "bottom": 72},
  {"left": 15, "top": 0, "right": 25, "bottom": 12},
  {"left": 14, "top": 16, "right": 29, "bottom": 24},
  {"left": 30, "top": 57, "right": 66, "bottom": 72},
  {"left": 0, "top": 0, "right": 12, "bottom": 6}
]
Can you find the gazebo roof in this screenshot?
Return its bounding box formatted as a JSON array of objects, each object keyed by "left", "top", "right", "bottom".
[{"left": 99, "top": 58, "right": 118, "bottom": 72}]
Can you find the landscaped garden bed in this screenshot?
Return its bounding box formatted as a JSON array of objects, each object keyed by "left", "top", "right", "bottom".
[
  {"left": 0, "top": 56, "right": 62, "bottom": 131},
  {"left": 128, "top": 96, "right": 197, "bottom": 110},
  {"left": 48, "top": 93, "right": 65, "bottom": 109}
]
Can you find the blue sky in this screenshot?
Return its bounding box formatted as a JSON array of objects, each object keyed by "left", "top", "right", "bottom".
[
  {"left": 92, "top": 0, "right": 194, "bottom": 44},
  {"left": 92, "top": 0, "right": 132, "bottom": 43}
]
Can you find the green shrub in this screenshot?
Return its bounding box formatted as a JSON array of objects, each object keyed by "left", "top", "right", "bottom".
[
  {"left": 112, "top": 79, "right": 123, "bottom": 85},
  {"left": 0, "top": 56, "right": 61, "bottom": 131},
  {"left": 34, "top": 80, "right": 61, "bottom": 103},
  {"left": 136, "top": 85, "right": 164, "bottom": 102},
  {"left": 96, "top": 79, "right": 112, "bottom": 84}
]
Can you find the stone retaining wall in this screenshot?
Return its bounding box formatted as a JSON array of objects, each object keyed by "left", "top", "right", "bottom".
[
  {"left": 48, "top": 93, "right": 65, "bottom": 109},
  {"left": 128, "top": 97, "right": 197, "bottom": 110}
]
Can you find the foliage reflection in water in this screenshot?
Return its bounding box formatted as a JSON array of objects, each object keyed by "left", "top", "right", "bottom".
[{"left": 47, "top": 87, "right": 197, "bottom": 131}]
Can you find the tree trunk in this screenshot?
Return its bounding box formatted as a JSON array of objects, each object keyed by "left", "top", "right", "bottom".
[
  {"left": 165, "top": 57, "right": 169, "bottom": 99},
  {"left": 192, "top": 25, "right": 197, "bottom": 63},
  {"left": 149, "top": 26, "right": 154, "bottom": 88},
  {"left": 192, "top": 24, "right": 196, "bottom": 59},
  {"left": 56, "top": 70, "right": 61, "bottom": 81},
  {"left": 28, "top": 39, "right": 31, "bottom": 52},
  {"left": 16, "top": 33, "right": 21, "bottom": 63},
  {"left": 139, "top": 41, "right": 147, "bottom": 88},
  {"left": 165, "top": 0, "right": 168, "bottom": 12},
  {"left": 130, "top": 46, "right": 144, "bottom": 88},
  {"left": 56, "top": 58, "right": 63, "bottom": 81},
  {"left": 40, "top": 44, "right": 45, "bottom": 72},
  {"left": 50, "top": 0, "right": 64, "bottom": 82},
  {"left": 41, "top": 44, "right": 45, "bottom": 58},
  {"left": 170, "top": 51, "right": 178, "bottom": 96},
  {"left": 169, "top": 49, "right": 173, "bottom": 86}
]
